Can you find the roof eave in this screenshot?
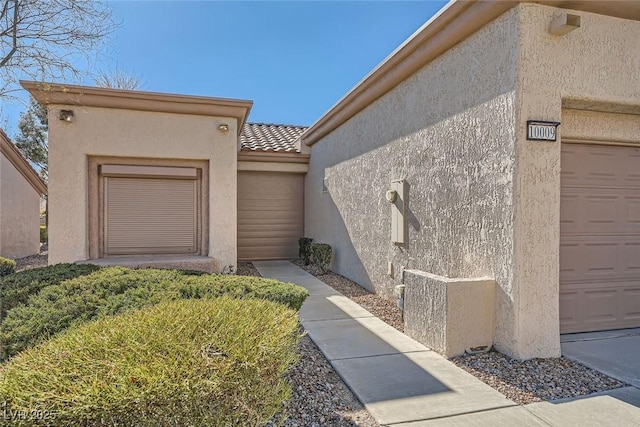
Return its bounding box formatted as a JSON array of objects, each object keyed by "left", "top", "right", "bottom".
[
  {"left": 21, "top": 81, "right": 253, "bottom": 136},
  {"left": 302, "top": 0, "right": 640, "bottom": 147},
  {"left": 0, "top": 129, "right": 48, "bottom": 195}
]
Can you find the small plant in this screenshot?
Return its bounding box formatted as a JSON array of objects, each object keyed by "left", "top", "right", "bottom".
[
  {"left": 0, "top": 257, "right": 16, "bottom": 278},
  {"left": 0, "top": 298, "right": 301, "bottom": 426},
  {"left": 221, "top": 264, "right": 236, "bottom": 275},
  {"left": 311, "top": 243, "right": 332, "bottom": 273},
  {"left": 298, "top": 237, "right": 313, "bottom": 265},
  {"left": 39, "top": 225, "right": 47, "bottom": 244}
]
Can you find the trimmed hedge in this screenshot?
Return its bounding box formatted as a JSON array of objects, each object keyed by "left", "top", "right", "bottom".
[
  {"left": 0, "top": 298, "right": 300, "bottom": 426},
  {"left": 0, "top": 257, "right": 15, "bottom": 278},
  {"left": 0, "top": 266, "right": 308, "bottom": 360},
  {"left": 311, "top": 243, "right": 332, "bottom": 273},
  {"left": 0, "top": 263, "right": 101, "bottom": 321},
  {"left": 298, "top": 237, "right": 313, "bottom": 265},
  {"left": 39, "top": 225, "right": 47, "bottom": 244}
]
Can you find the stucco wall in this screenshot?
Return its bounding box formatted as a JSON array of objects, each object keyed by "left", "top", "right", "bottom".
[
  {"left": 47, "top": 106, "right": 237, "bottom": 270},
  {"left": 306, "top": 8, "right": 519, "bottom": 347},
  {"left": 306, "top": 3, "right": 640, "bottom": 359},
  {"left": 511, "top": 4, "right": 640, "bottom": 358},
  {"left": 0, "top": 153, "right": 41, "bottom": 259}
]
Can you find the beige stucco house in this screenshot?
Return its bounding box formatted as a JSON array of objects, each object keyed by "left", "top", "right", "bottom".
[
  {"left": 303, "top": 0, "right": 640, "bottom": 360},
  {"left": 0, "top": 129, "right": 47, "bottom": 259},
  {"left": 22, "top": 82, "right": 308, "bottom": 273},
  {"left": 24, "top": 0, "right": 639, "bottom": 360}
]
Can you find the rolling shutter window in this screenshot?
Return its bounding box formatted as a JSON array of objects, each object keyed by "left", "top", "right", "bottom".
[{"left": 104, "top": 176, "right": 198, "bottom": 255}]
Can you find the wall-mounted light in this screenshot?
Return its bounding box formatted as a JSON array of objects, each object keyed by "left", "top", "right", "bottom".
[
  {"left": 59, "top": 109, "right": 74, "bottom": 122},
  {"left": 385, "top": 189, "right": 398, "bottom": 203},
  {"left": 549, "top": 14, "right": 581, "bottom": 36},
  {"left": 218, "top": 123, "right": 229, "bottom": 133}
]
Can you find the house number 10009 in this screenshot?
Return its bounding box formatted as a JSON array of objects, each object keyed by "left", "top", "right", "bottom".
[{"left": 527, "top": 120, "right": 561, "bottom": 141}]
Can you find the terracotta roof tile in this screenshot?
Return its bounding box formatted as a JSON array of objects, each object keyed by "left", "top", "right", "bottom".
[{"left": 240, "top": 123, "right": 307, "bottom": 153}]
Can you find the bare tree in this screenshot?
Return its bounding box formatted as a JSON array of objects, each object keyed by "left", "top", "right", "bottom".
[
  {"left": 0, "top": 0, "right": 116, "bottom": 98},
  {"left": 95, "top": 66, "right": 145, "bottom": 91}
]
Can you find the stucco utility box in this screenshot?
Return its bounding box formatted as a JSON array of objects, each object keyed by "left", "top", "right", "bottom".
[{"left": 403, "top": 269, "right": 495, "bottom": 357}]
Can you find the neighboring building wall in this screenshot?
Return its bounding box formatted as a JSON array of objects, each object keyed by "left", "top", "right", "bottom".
[
  {"left": 511, "top": 4, "right": 640, "bottom": 358},
  {"left": 0, "top": 153, "right": 41, "bottom": 259},
  {"left": 47, "top": 106, "right": 238, "bottom": 270},
  {"left": 306, "top": 9, "right": 520, "bottom": 351}
]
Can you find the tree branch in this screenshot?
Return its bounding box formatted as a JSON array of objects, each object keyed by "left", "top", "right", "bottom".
[{"left": 0, "top": 0, "right": 18, "bottom": 67}]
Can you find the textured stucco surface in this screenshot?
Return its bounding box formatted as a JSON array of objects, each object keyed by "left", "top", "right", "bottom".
[
  {"left": 512, "top": 4, "right": 640, "bottom": 358},
  {"left": 562, "top": 109, "right": 640, "bottom": 143},
  {"left": 306, "top": 8, "right": 519, "bottom": 350},
  {"left": 306, "top": 3, "right": 640, "bottom": 359},
  {"left": 0, "top": 153, "right": 41, "bottom": 259},
  {"left": 404, "top": 269, "right": 495, "bottom": 357},
  {"left": 47, "top": 106, "right": 238, "bottom": 270}
]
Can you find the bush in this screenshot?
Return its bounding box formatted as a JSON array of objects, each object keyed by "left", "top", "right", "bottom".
[
  {"left": 311, "top": 243, "right": 332, "bottom": 273},
  {"left": 0, "top": 298, "right": 300, "bottom": 426},
  {"left": 0, "top": 257, "right": 16, "bottom": 278},
  {"left": 0, "top": 263, "right": 101, "bottom": 321},
  {"left": 0, "top": 266, "right": 308, "bottom": 360},
  {"left": 39, "top": 225, "right": 47, "bottom": 244},
  {"left": 298, "top": 237, "right": 313, "bottom": 265}
]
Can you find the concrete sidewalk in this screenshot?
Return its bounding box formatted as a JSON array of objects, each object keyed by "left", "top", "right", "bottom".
[{"left": 253, "top": 261, "right": 640, "bottom": 426}]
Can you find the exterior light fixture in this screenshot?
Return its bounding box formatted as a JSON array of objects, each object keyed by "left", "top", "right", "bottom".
[
  {"left": 549, "top": 14, "right": 581, "bottom": 35},
  {"left": 59, "top": 110, "right": 74, "bottom": 122},
  {"left": 218, "top": 123, "right": 229, "bottom": 133},
  {"left": 386, "top": 189, "right": 398, "bottom": 203}
]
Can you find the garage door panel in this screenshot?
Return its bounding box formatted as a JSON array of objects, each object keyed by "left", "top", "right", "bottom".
[
  {"left": 561, "top": 280, "right": 640, "bottom": 333},
  {"left": 560, "top": 142, "right": 640, "bottom": 333},
  {"left": 629, "top": 197, "right": 640, "bottom": 223},
  {"left": 562, "top": 144, "right": 640, "bottom": 188},
  {"left": 560, "top": 237, "right": 640, "bottom": 282},
  {"left": 238, "top": 211, "right": 303, "bottom": 221},
  {"left": 238, "top": 199, "right": 301, "bottom": 210},
  {"left": 561, "top": 191, "right": 640, "bottom": 235},
  {"left": 624, "top": 289, "right": 640, "bottom": 320},
  {"left": 238, "top": 230, "right": 304, "bottom": 240},
  {"left": 238, "top": 171, "right": 304, "bottom": 261},
  {"left": 238, "top": 223, "right": 303, "bottom": 232},
  {"left": 239, "top": 245, "right": 299, "bottom": 260}
]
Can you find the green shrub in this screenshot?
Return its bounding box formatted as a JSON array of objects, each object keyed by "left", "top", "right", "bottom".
[
  {"left": 0, "top": 263, "right": 101, "bottom": 321},
  {"left": 0, "top": 298, "right": 300, "bottom": 427},
  {"left": 311, "top": 243, "right": 332, "bottom": 273},
  {"left": 0, "top": 266, "right": 308, "bottom": 360},
  {"left": 298, "top": 237, "right": 313, "bottom": 265},
  {"left": 39, "top": 225, "right": 47, "bottom": 244},
  {"left": 0, "top": 257, "right": 15, "bottom": 278}
]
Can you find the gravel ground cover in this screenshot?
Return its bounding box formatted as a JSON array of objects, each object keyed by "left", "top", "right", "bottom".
[
  {"left": 287, "top": 259, "right": 627, "bottom": 406},
  {"left": 237, "top": 262, "right": 378, "bottom": 427},
  {"left": 14, "top": 247, "right": 48, "bottom": 272},
  {"left": 450, "top": 350, "right": 626, "bottom": 404}
]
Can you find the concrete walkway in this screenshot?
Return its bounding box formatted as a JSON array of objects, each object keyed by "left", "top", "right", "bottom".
[
  {"left": 562, "top": 328, "right": 640, "bottom": 388},
  {"left": 253, "top": 261, "right": 640, "bottom": 426}
]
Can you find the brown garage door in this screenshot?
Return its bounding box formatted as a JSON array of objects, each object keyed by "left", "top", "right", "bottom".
[
  {"left": 560, "top": 143, "right": 640, "bottom": 333},
  {"left": 238, "top": 171, "right": 304, "bottom": 260}
]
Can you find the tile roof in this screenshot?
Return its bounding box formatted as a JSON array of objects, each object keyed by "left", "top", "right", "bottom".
[{"left": 240, "top": 123, "right": 307, "bottom": 153}]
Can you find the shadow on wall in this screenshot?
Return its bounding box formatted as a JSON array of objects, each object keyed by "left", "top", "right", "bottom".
[
  {"left": 405, "top": 180, "right": 421, "bottom": 241},
  {"left": 310, "top": 190, "right": 374, "bottom": 293}
]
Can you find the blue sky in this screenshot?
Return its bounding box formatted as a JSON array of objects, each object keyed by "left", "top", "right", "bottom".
[{"left": 3, "top": 0, "right": 448, "bottom": 133}]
